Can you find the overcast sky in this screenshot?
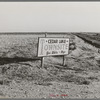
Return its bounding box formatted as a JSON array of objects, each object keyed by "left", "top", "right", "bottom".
[{"left": 0, "top": 2, "right": 100, "bottom": 32}]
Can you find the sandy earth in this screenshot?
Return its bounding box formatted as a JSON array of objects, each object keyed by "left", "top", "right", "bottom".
[{"left": 0, "top": 35, "right": 100, "bottom": 99}]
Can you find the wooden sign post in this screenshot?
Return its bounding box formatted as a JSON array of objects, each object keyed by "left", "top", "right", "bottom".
[
  {"left": 63, "top": 55, "right": 65, "bottom": 66},
  {"left": 62, "top": 36, "right": 65, "bottom": 66},
  {"left": 41, "top": 56, "right": 43, "bottom": 68},
  {"left": 37, "top": 37, "right": 69, "bottom": 68},
  {"left": 41, "top": 32, "right": 47, "bottom": 68}
]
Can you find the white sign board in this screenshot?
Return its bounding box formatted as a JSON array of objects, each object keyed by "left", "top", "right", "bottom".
[{"left": 38, "top": 38, "right": 69, "bottom": 57}]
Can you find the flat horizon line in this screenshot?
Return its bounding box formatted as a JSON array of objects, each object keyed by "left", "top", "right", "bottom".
[{"left": 0, "top": 32, "right": 99, "bottom": 35}]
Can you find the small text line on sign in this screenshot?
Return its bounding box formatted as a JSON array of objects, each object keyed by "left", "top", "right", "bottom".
[{"left": 38, "top": 38, "right": 69, "bottom": 57}]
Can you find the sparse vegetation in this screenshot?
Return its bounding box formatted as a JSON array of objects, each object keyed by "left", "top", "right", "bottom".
[
  {"left": 0, "top": 33, "right": 99, "bottom": 98},
  {"left": 75, "top": 33, "right": 100, "bottom": 48}
]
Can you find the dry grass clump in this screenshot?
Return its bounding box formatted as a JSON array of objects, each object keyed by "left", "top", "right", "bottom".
[
  {"left": 0, "top": 63, "right": 53, "bottom": 84},
  {"left": 57, "top": 74, "right": 90, "bottom": 85}
]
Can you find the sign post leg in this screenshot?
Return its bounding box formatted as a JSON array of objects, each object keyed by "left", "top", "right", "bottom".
[
  {"left": 45, "top": 32, "right": 47, "bottom": 37},
  {"left": 40, "top": 32, "right": 46, "bottom": 68},
  {"left": 63, "top": 55, "right": 65, "bottom": 66},
  {"left": 41, "top": 57, "right": 44, "bottom": 68}
]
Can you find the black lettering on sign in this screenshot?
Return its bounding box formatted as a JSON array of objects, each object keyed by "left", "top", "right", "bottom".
[
  {"left": 61, "top": 51, "right": 66, "bottom": 53},
  {"left": 44, "top": 45, "right": 48, "bottom": 50},
  {"left": 52, "top": 51, "right": 58, "bottom": 54},
  {"left": 46, "top": 51, "right": 51, "bottom": 55},
  {"left": 48, "top": 39, "right": 58, "bottom": 43},
  {"left": 44, "top": 44, "right": 68, "bottom": 51},
  {"left": 59, "top": 40, "right": 66, "bottom": 43},
  {"left": 65, "top": 44, "right": 68, "bottom": 49},
  {"left": 48, "top": 45, "right": 53, "bottom": 50}
]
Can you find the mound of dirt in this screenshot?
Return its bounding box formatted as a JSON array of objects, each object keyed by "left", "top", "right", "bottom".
[{"left": 66, "top": 36, "right": 100, "bottom": 71}]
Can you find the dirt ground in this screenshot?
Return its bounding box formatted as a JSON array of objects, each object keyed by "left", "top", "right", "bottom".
[{"left": 0, "top": 34, "right": 100, "bottom": 99}]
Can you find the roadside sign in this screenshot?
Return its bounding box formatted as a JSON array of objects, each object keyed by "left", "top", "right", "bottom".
[{"left": 38, "top": 37, "right": 69, "bottom": 57}]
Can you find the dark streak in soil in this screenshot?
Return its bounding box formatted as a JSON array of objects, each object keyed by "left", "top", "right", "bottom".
[{"left": 0, "top": 57, "right": 41, "bottom": 65}]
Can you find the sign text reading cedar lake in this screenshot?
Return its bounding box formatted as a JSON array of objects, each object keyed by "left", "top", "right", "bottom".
[{"left": 38, "top": 38, "right": 69, "bottom": 57}]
